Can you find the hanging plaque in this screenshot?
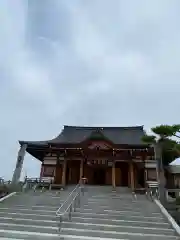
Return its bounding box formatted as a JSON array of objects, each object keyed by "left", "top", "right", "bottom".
[{"left": 108, "top": 160, "right": 113, "bottom": 166}]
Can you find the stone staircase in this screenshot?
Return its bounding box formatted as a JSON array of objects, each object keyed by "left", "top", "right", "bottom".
[
  {"left": 0, "top": 188, "right": 73, "bottom": 239},
  {"left": 0, "top": 186, "right": 179, "bottom": 240}
]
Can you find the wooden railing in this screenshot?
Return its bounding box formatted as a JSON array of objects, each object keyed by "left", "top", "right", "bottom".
[{"left": 166, "top": 189, "right": 180, "bottom": 202}]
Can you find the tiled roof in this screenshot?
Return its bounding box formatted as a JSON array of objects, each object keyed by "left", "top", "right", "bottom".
[
  {"left": 50, "top": 125, "right": 145, "bottom": 145},
  {"left": 19, "top": 125, "right": 146, "bottom": 146}
]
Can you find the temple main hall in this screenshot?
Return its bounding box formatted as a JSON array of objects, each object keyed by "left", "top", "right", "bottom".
[{"left": 16, "top": 125, "right": 157, "bottom": 190}]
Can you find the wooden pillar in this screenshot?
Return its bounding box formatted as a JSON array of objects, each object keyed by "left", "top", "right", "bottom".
[
  {"left": 79, "top": 158, "right": 84, "bottom": 183},
  {"left": 144, "top": 167, "right": 147, "bottom": 187},
  {"left": 128, "top": 168, "right": 130, "bottom": 187},
  {"left": 12, "top": 144, "right": 27, "bottom": 185},
  {"left": 40, "top": 164, "right": 44, "bottom": 178},
  {"left": 112, "top": 161, "right": 116, "bottom": 190},
  {"left": 61, "top": 159, "right": 67, "bottom": 186},
  {"left": 134, "top": 165, "right": 137, "bottom": 189},
  {"left": 142, "top": 156, "right": 147, "bottom": 188},
  {"left": 129, "top": 161, "right": 135, "bottom": 191}
]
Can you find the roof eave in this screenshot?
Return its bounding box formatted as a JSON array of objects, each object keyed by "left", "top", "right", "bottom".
[{"left": 19, "top": 140, "right": 49, "bottom": 148}]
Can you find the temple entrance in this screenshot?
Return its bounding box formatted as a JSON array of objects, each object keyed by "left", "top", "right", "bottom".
[
  {"left": 137, "top": 168, "right": 145, "bottom": 188},
  {"left": 121, "top": 162, "right": 129, "bottom": 186},
  {"left": 66, "top": 166, "right": 69, "bottom": 184},
  {"left": 93, "top": 168, "right": 106, "bottom": 185},
  {"left": 66, "top": 161, "right": 80, "bottom": 184}
]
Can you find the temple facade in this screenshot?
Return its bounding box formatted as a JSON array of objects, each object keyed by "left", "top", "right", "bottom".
[{"left": 13, "top": 125, "right": 157, "bottom": 190}]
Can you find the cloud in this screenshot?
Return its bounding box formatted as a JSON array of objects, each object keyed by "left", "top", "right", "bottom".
[{"left": 0, "top": 0, "right": 180, "bottom": 179}]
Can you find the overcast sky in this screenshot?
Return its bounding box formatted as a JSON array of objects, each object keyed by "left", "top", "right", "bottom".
[{"left": 0, "top": 0, "right": 180, "bottom": 179}]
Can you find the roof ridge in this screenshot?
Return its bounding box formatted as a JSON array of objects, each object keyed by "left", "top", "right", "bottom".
[{"left": 64, "top": 125, "right": 144, "bottom": 130}]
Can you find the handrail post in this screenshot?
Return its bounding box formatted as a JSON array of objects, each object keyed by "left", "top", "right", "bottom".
[
  {"left": 56, "top": 183, "right": 85, "bottom": 233},
  {"left": 146, "top": 181, "right": 159, "bottom": 201},
  {"left": 58, "top": 215, "right": 63, "bottom": 232},
  {"left": 69, "top": 204, "right": 72, "bottom": 220},
  {"left": 132, "top": 191, "right": 137, "bottom": 200},
  {"left": 74, "top": 197, "right": 77, "bottom": 212}
]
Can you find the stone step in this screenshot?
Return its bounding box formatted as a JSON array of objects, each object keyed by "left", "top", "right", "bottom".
[
  {"left": 0, "top": 207, "right": 57, "bottom": 214},
  {"left": 76, "top": 207, "right": 163, "bottom": 217},
  {"left": 0, "top": 212, "right": 175, "bottom": 239},
  {"left": 88, "top": 193, "right": 135, "bottom": 197},
  {"left": 3, "top": 209, "right": 164, "bottom": 223},
  {"left": 0, "top": 215, "right": 171, "bottom": 229},
  {"left": 0, "top": 195, "right": 66, "bottom": 201},
  {"left": 87, "top": 196, "right": 145, "bottom": 201},
  {"left": 84, "top": 204, "right": 160, "bottom": 213},
  {"left": 0, "top": 222, "right": 58, "bottom": 234},
  {"left": 84, "top": 200, "right": 158, "bottom": 207},
  {"left": 61, "top": 221, "right": 176, "bottom": 236},
  {"left": 0, "top": 188, "right": 178, "bottom": 240},
  {"left": 86, "top": 199, "right": 154, "bottom": 207},
  {"left": 0, "top": 216, "right": 59, "bottom": 227},
  {"left": 0, "top": 198, "right": 64, "bottom": 207},
  {"left": 85, "top": 201, "right": 156, "bottom": 209},
  {"left": 71, "top": 216, "right": 171, "bottom": 228},
  {"left": 0, "top": 229, "right": 132, "bottom": 240},
  {"left": 0, "top": 211, "right": 58, "bottom": 220},
  {"left": 72, "top": 211, "right": 167, "bottom": 222},
  {"left": 0, "top": 228, "right": 178, "bottom": 240},
  {"left": 2, "top": 204, "right": 61, "bottom": 210},
  {"left": 0, "top": 230, "right": 59, "bottom": 240},
  {"left": 61, "top": 227, "right": 178, "bottom": 239},
  {"left": 85, "top": 200, "right": 161, "bottom": 206}
]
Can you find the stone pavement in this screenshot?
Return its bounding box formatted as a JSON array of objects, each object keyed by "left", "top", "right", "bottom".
[{"left": 0, "top": 186, "right": 179, "bottom": 240}]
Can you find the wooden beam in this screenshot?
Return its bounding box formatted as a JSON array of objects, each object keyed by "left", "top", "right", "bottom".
[
  {"left": 79, "top": 158, "right": 84, "bottom": 184},
  {"left": 112, "top": 160, "right": 116, "bottom": 190},
  {"left": 129, "top": 161, "right": 135, "bottom": 191},
  {"left": 61, "top": 159, "right": 67, "bottom": 186}
]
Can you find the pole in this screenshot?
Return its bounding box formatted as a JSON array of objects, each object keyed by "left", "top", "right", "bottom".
[{"left": 12, "top": 144, "right": 27, "bottom": 185}]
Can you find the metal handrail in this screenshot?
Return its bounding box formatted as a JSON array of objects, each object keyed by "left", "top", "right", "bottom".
[
  {"left": 33, "top": 183, "right": 39, "bottom": 192},
  {"left": 60, "top": 189, "right": 80, "bottom": 217},
  {"left": 56, "top": 184, "right": 84, "bottom": 232},
  {"left": 56, "top": 184, "right": 80, "bottom": 216},
  {"left": 57, "top": 190, "right": 82, "bottom": 232},
  {"left": 145, "top": 181, "right": 159, "bottom": 201},
  {"left": 132, "top": 191, "right": 137, "bottom": 200},
  {"left": 22, "top": 181, "right": 28, "bottom": 192},
  {"left": 146, "top": 188, "right": 159, "bottom": 201}
]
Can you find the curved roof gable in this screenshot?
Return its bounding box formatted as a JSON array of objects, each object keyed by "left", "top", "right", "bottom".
[
  {"left": 49, "top": 125, "right": 145, "bottom": 145},
  {"left": 19, "top": 125, "right": 146, "bottom": 146}
]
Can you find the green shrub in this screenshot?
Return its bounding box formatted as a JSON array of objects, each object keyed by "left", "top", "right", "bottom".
[
  {"left": 0, "top": 183, "right": 22, "bottom": 195},
  {"left": 0, "top": 184, "right": 8, "bottom": 192}
]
